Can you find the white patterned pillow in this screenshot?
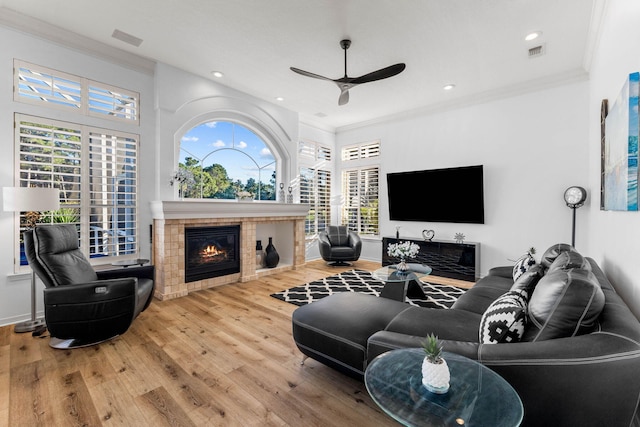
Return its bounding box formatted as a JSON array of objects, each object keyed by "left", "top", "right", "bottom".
[
  {"left": 479, "top": 289, "right": 529, "bottom": 344},
  {"left": 513, "top": 252, "right": 536, "bottom": 281}
]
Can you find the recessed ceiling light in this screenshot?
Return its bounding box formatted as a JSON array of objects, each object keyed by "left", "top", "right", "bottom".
[
  {"left": 211, "top": 71, "right": 224, "bottom": 78},
  {"left": 275, "top": 97, "right": 284, "bottom": 102},
  {"left": 525, "top": 31, "right": 542, "bottom": 41},
  {"left": 443, "top": 84, "right": 456, "bottom": 91}
]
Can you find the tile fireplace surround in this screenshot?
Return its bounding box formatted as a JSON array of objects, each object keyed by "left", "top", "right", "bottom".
[{"left": 150, "top": 200, "right": 309, "bottom": 300}]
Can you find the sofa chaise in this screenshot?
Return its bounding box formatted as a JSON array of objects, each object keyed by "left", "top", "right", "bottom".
[{"left": 292, "top": 244, "right": 640, "bottom": 426}]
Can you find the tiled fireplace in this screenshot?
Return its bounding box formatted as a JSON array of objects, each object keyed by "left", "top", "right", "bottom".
[{"left": 150, "top": 200, "right": 309, "bottom": 300}]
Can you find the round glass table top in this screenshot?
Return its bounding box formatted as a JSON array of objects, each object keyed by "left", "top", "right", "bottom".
[
  {"left": 365, "top": 348, "right": 523, "bottom": 427},
  {"left": 371, "top": 263, "right": 432, "bottom": 283}
]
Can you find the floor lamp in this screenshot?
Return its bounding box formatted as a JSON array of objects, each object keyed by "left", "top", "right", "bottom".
[
  {"left": 2, "top": 187, "right": 60, "bottom": 333},
  {"left": 563, "top": 186, "right": 587, "bottom": 248}
]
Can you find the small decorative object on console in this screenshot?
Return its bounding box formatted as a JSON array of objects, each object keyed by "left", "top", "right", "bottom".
[
  {"left": 279, "top": 183, "right": 285, "bottom": 202},
  {"left": 422, "top": 229, "right": 435, "bottom": 241},
  {"left": 454, "top": 232, "right": 465, "bottom": 244},
  {"left": 256, "top": 240, "right": 264, "bottom": 268},
  {"left": 421, "top": 333, "right": 450, "bottom": 394}
]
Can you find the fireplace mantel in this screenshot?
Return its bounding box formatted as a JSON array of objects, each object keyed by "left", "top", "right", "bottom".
[
  {"left": 150, "top": 200, "right": 309, "bottom": 300},
  {"left": 150, "top": 200, "right": 310, "bottom": 220}
]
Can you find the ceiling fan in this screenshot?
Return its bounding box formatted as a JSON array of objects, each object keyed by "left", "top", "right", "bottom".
[{"left": 290, "top": 39, "right": 406, "bottom": 106}]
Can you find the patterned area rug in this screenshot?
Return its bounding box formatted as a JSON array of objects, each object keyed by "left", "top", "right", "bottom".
[{"left": 271, "top": 269, "right": 466, "bottom": 309}]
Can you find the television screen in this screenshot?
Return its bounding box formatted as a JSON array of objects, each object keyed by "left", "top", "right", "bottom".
[{"left": 387, "top": 165, "right": 484, "bottom": 224}]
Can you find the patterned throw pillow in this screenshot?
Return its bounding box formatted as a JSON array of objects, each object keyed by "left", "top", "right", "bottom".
[
  {"left": 479, "top": 289, "right": 529, "bottom": 344},
  {"left": 512, "top": 252, "right": 536, "bottom": 281}
]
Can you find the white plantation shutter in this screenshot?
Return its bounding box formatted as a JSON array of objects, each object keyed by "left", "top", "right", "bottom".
[
  {"left": 15, "top": 114, "right": 138, "bottom": 267},
  {"left": 342, "top": 166, "right": 379, "bottom": 236},
  {"left": 298, "top": 140, "right": 332, "bottom": 236},
  {"left": 15, "top": 62, "right": 82, "bottom": 109},
  {"left": 341, "top": 141, "right": 380, "bottom": 236},
  {"left": 88, "top": 131, "right": 138, "bottom": 256},
  {"left": 88, "top": 84, "right": 139, "bottom": 123},
  {"left": 14, "top": 60, "right": 139, "bottom": 124}
]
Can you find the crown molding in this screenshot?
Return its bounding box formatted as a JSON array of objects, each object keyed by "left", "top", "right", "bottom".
[{"left": 0, "top": 7, "right": 156, "bottom": 75}]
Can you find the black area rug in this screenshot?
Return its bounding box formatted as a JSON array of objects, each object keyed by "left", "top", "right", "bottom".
[{"left": 270, "top": 269, "right": 466, "bottom": 309}]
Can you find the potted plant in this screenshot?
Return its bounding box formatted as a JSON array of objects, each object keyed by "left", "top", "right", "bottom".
[{"left": 421, "top": 333, "right": 450, "bottom": 394}]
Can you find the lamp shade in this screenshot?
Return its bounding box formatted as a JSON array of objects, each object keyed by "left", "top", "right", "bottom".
[{"left": 2, "top": 187, "right": 61, "bottom": 212}]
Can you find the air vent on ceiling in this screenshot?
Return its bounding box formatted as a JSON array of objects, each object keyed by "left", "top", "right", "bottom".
[
  {"left": 112, "top": 29, "right": 143, "bottom": 47},
  {"left": 528, "top": 44, "right": 546, "bottom": 58},
  {"left": 314, "top": 112, "right": 328, "bottom": 118}
]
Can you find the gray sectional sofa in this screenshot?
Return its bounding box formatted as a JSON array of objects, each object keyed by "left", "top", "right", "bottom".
[{"left": 292, "top": 244, "right": 640, "bottom": 426}]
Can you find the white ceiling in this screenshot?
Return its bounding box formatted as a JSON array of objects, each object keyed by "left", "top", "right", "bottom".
[{"left": 0, "top": 0, "right": 599, "bottom": 130}]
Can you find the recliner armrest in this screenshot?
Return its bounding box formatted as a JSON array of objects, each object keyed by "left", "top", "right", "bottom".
[
  {"left": 43, "top": 278, "right": 138, "bottom": 305},
  {"left": 97, "top": 265, "right": 155, "bottom": 281}
]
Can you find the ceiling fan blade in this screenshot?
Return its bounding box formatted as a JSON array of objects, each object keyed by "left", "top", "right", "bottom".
[
  {"left": 290, "top": 67, "right": 333, "bottom": 81},
  {"left": 351, "top": 63, "right": 406, "bottom": 84},
  {"left": 338, "top": 89, "right": 349, "bottom": 106}
]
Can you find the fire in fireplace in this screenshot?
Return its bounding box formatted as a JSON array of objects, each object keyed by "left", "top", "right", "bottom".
[{"left": 184, "top": 225, "right": 240, "bottom": 283}]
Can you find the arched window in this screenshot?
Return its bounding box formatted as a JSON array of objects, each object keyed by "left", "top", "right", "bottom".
[{"left": 176, "top": 121, "right": 276, "bottom": 200}]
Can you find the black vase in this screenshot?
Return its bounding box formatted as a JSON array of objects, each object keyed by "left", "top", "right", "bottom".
[{"left": 264, "top": 237, "right": 280, "bottom": 268}]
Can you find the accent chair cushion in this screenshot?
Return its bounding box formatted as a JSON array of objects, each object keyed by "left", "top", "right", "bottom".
[
  {"left": 479, "top": 289, "right": 529, "bottom": 344},
  {"left": 326, "top": 226, "right": 350, "bottom": 246}
]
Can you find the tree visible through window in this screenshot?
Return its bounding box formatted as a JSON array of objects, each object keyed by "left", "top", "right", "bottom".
[{"left": 177, "top": 121, "right": 276, "bottom": 200}]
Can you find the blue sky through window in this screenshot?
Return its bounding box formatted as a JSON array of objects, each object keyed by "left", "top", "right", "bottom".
[{"left": 180, "top": 121, "right": 275, "bottom": 185}]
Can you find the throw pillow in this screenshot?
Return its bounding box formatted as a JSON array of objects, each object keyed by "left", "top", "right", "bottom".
[
  {"left": 479, "top": 289, "right": 529, "bottom": 344},
  {"left": 540, "top": 243, "right": 578, "bottom": 270},
  {"left": 512, "top": 251, "right": 536, "bottom": 281},
  {"left": 511, "top": 264, "right": 544, "bottom": 294},
  {"left": 546, "top": 251, "right": 591, "bottom": 274},
  {"left": 523, "top": 268, "right": 604, "bottom": 342}
]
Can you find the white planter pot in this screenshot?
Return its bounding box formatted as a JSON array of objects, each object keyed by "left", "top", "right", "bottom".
[{"left": 421, "top": 357, "right": 450, "bottom": 394}]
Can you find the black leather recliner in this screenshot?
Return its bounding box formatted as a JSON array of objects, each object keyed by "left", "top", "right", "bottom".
[
  {"left": 24, "top": 224, "right": 155, "bottom": 349},
  {"left": 318, "top": 225, "right": 362, "bottom": 266}
]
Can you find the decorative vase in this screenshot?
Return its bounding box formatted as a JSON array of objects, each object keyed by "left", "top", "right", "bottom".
[
  {"left": 421, "top": 357, "right": 450, "bottom": 394},
  {"left": 256, "top": 240, "right": 264, "bottom": 268},
  {"left": 264, "top": 237, "right": 280, "bottom": 268},
  {"left": 396, "top": 258, "right": 409, "bottom": 273}
]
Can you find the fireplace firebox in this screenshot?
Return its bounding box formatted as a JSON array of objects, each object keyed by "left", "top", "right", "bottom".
[{"left": 185, "top": 225, "right": 240, "bottom": 283}]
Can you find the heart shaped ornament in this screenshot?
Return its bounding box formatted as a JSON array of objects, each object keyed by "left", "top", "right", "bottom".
[{"left": 422, "top": 229, "right": 435, "bottom": 241}]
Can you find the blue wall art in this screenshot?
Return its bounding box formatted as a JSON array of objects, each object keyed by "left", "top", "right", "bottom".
[{"left": 604, "top": 72, "right": 639, "bottom": 211}]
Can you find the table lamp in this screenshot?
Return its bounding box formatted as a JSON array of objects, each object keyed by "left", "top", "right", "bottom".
[{"left": 2, "top": 186, "right": 61, "bottom": 333}]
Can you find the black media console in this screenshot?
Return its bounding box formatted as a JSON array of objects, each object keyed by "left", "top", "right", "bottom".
[{"left": 382, "top": 237, "right": 480, "bottom": 282}]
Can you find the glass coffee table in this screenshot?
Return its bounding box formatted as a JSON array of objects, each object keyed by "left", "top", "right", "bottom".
[
  {"left": 372, "top": 263, "right": 432, "bottom": 302},
  {"left": 365, "top": 348, "right": 523, "bottom": 427}
]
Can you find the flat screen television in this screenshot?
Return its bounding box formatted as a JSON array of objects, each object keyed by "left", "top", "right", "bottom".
[{"left": 387, "top": 165, "right": 484, "bottom": 224}]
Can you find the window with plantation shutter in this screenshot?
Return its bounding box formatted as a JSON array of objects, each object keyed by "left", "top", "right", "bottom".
[
  {"left": 342, "top": 140, "right": 380, "bottom": 161},
  {"left": 298, "top": 140, "right": 332, "bottom": 236},
  {"left": 14, "top": 114, "right": 138, "bottom": 268},
  {"left": 14, "top": 60, "right": 139, "bottom": 124},
  {"left": 342, "top": 166, "right": 379, "bottom": 236}
]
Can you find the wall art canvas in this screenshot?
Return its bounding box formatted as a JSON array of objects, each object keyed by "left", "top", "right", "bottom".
[{"left": 604, "top": 72, "right": 639, "bottom": 211}]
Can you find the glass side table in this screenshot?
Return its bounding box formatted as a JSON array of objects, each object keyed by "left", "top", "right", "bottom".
[
  {"left": 372, "top": 263, "right": 432, "bottom": 302},
  {"left": 365, "top": 348, "right": 523, "bottom": 427}
]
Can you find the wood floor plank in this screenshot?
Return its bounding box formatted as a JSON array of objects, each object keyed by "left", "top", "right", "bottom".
[{"left": 2, "top": 259, "right": 462, "bottom": 426}]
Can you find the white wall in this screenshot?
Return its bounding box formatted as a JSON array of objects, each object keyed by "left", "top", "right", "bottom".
[
  {"left": 0, "top": 26, "right": 156, "bottom": 325},
  {"left": 337, "top": 80, "right": 590, "bottom": 276},
  {"left": 588, "top": 0, "right": 640, "bottom": 319}
]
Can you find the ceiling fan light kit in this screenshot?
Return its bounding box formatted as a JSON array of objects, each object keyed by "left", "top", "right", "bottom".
[{"left": 291, "top": 39, "right": 406, "bottom": 105}]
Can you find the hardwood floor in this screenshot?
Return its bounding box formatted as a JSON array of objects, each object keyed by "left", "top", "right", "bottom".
[{"left": 0, "top": 259, "right": 472, "bottom": 426}]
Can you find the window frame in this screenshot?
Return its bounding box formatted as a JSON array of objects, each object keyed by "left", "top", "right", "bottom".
[
  {"left": 340, "top": 140, "right": 381, "bottom": 237},
  {"left": 298, "top": 139, "right": 333, "bottom": 237},
  {"left": 13, "top": 113, "right": 140, "bottom": 272}
]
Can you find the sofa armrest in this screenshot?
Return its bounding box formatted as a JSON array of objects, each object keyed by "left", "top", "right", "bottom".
[{"left": 487, "top": 266, "right": 513, "bottom": 278}]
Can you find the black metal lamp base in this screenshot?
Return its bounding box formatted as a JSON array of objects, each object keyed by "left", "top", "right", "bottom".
[{"left": 14, "top": 318, "right": 46, "bottom": 333}]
